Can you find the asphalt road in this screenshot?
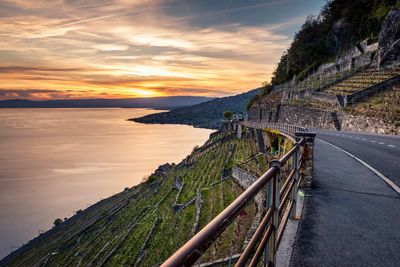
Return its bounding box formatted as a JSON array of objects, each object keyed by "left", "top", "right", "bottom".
[
  {"left": 290, "top": 133, "right": 400, "bottom": 267},
  {"left": 317, "top": 130, "right": 400, "bottom": 188}
]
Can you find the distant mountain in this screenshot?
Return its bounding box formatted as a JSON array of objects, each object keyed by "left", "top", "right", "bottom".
[
  {"left": 0, "top": 96, "right": 214, "bottom": 110},
  {"left": 132, "top": 88, "right": 261, "bottom": 129}
]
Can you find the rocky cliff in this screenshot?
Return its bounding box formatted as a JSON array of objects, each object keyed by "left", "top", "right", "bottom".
[{"left": 379, "top": 8, "right": 400, "bottom": 67}]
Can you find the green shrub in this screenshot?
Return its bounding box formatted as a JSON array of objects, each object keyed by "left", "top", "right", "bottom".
[{"left": 53, "top": 218, "right": 62, "bottom": 227}]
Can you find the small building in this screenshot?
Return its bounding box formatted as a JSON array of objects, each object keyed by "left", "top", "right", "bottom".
[
  {"left": 154, "top": 163, "right": 172, "bottom": 176},
  {"left": 232, "top": 112, "right": 247, "bottom": 122}
]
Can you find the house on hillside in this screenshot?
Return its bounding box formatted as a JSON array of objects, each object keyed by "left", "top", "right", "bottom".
[
  {"left": 154, "top": 163, "right": 173, "bottom": 176},
  {"left": 232, "top": 112, "right": 247, "bottom": 122}
]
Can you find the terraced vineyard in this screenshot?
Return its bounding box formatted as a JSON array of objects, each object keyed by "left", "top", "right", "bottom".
[
  {"left": 3, "top": 130, "right": 264, "bottom": 267},
  {"left": 345, "top": 85, "right": 400, "bottom": 126},
  {"left": 323, "top": 69, "right": 400, "bottom": 95},
  {"left": 292, "top": 69, "right": 355, "bottom": 92}
]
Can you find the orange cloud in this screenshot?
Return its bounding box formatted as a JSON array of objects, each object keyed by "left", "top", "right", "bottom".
[{"left": 0, "top": 0, "right": 301, "bottom": 100}]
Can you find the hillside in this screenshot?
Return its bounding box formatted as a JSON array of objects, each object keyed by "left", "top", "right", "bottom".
[
  {"left": 0, "top": 130, "right": 269, "bottom": 266},
  {"left": 131, "top": 88, "right": 261, "bottom": 129},
  {"left": 248, "top": 1, "right": 400, "bottom": 135},
  {"left": 271, "top": 0, "right": 400, "bottom": 85},
  {"left": 344, "top": 85, "right": 400, "bottom": 126},
  {"left": 0, "top": 96, "right": 213, "bottom": 110}
]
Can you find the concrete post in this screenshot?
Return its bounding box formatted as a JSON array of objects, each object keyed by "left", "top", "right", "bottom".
[
  {"left": 255, "top": 129, "right": 266, "bottom": 153},
  {"left": 237, "top": 124, "right": 242, "bottom": 139},
  {"left": 295, "top": 132, "right": 316, "bottom": 188},
  {"left": 289, "top": 145, "right": 299, "bottom": 219}
]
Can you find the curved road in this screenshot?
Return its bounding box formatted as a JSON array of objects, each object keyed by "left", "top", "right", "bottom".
[
  {"left": 317, "top": 130, "right": 400, "bottom": 188},
  {"left": 290, "top": 130, "right": 400, "bottom": 267}
]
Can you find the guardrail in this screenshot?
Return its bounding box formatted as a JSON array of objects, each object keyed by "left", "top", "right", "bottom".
[
  {"left": 240, "top": 121, "right": 307, "bottom": 134},
  {"left": 162, "top": 130, "right": 316, "bottom": 267}
]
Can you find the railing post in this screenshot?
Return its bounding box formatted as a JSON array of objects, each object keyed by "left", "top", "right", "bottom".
[
  {"left": 264, "top": 178, "right": 273, "bottom": 266},
  {"left": 290, "top": 144, "right": 299, "bottom": 219},
  {"left": 266, "top": 160, "right": 281, "bottom": 267},
  {"left": 295, "top": 132, "right": 316, "bottom": 188}
]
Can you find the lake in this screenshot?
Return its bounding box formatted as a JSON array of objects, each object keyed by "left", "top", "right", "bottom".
[{"left": 0, "top": 108, "right": 213, "bottom": 259}]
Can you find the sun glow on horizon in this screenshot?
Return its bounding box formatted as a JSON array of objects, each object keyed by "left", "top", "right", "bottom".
[{"left": 131, "top": 88, "right": 163, "bottom": 97}]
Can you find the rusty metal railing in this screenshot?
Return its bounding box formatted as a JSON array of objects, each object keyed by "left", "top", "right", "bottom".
[
  {"left": 240, "top": 121, "right": 307, "bottom": 134},
  {"left": 162, "top": 133, "right": 311, "bottom": 267}
]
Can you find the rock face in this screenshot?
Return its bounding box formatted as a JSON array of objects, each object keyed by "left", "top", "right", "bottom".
[
  {"left": 327, "top": 19, "right": 352, "bottom": 54},
  {"left": 379, "top": 8, "right": 400, "bottom": 67}
]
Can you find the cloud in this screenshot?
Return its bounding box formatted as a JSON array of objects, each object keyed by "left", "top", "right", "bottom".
[
  {"left": 0, "top": 89, "right": 68, "bottom": 99},
  {"left": 92, "top": 44, "right": 129, "bottom": 51},
  {"left": 172, "top": 0, "right": 293, "bottom": 21},
  {"left": 0, "top": 0, "right": 315, "bottom": 99},
  {"left": 0, "top": 66, "right": 84, "bottom": 73}
]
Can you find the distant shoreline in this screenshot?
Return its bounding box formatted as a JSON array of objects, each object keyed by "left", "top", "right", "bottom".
[
  {"left": 0, "top": 96, "right": 214, "bottom": 109},
  {"left": 131, "top": 88, "right": 260, "bottom": 130},
  {"left": 0, "top": 106, "right": 170, "bottom": 110}
]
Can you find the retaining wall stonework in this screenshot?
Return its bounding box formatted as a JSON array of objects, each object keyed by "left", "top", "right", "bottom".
[
  {"left": 231, "top": 167, "right": 264, "bottom": 249},
  {"left": 250, "top": 104, "right": 399, "bottom": 135},
  {"left": 340, "top": 114, "right": 400, "bottom": 135},
  {"left": 274, "top": 105, "right": 337, "bottom": 130},
  {"left": 311, "top": 92, "right": 339, "bottom": 104},
  {"left": 191, "top": 189, "right": 202, "bottom": 235},
  {"left": 345, "top": 75, "right": 400, "bottom": 105}
]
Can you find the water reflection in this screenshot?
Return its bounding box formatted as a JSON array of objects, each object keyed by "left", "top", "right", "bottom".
[{"left": 0, "top": 108, "right": 212, "bottom": 258}]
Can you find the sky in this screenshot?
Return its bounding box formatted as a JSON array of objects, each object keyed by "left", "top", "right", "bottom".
[{"left": 0, "top": 0, "right": 326, "bottom": 100}]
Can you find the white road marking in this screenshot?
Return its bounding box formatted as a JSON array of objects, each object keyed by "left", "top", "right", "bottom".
[
  {"left": 318, "top": 138, "right": 400, "bottom": 194},
  {"left": 323, "top": 132, "right": 398, "bottom": 149}
]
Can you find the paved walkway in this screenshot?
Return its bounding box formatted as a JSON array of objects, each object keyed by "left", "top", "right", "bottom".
[{"left": 290, "top": 139, "right": 400, "bottom": 267}]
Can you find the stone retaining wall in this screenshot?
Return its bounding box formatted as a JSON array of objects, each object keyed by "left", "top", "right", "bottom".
[
  {"left": 275, "top": 104, "right": 337, "bottom": 130},
  {"left": 191, "top": 189, "right": 202, "bottom": 235},
  {"left": 340, "top": 114, "right": 400, "bottom": 135},
  {"left": 250, "top": 102, "right": 399, "bottom": 135},
  {"left": 345, "top": 75, "right": 400, "bottom": 105},
  {"left": 231, "top": 167, "right": 264, "bottom": 249},
  {"left": 311, "top": 91, "right": 339, "bottom": 105},
  {"left": 232, "top": 167, "right": 258, "bottom": 189}
]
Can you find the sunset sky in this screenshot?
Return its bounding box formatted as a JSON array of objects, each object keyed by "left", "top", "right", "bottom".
[{"left": 0, "top": 0, "right": 325, "bottom": 100}]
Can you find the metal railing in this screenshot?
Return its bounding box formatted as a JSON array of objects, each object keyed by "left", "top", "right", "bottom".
[
  {"left": 240, "top": 121, "right": 307, "bottom": 134},
  {"left": 161, "top": 135, "right": 308, "bottom": 267}
]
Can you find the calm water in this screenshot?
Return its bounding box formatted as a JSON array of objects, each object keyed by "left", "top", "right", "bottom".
[{"left": 0, "top": 108, "right": 213, "bottom": 259}]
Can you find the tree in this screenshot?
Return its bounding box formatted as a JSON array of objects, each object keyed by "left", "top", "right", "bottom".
[
  {"left": 192, "top": 145, "right": 199, "bottom": 153},
  {"left": 53, "top": 218, "right": 62, "bottom": 227},
  {"left": 223, "top": 111, "right": 233, "bottom": 120},
  {"left": 270, "top": 0, "right": 397, "bottom": 85}
]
